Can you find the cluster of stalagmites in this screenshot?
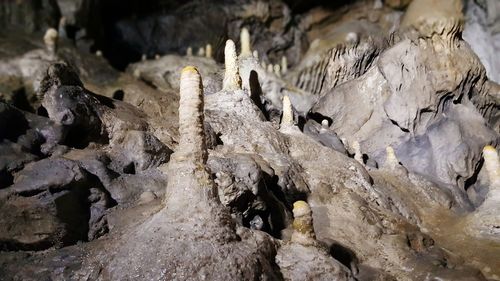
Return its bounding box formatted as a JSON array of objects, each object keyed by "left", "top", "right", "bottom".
[{"left": 8, "top": 4, "right": 498, "bottom": 278}]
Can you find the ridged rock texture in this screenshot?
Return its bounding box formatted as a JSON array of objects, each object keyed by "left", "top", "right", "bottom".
[{"left": 0, "top": 0, "right": 499, "bottom": 280}]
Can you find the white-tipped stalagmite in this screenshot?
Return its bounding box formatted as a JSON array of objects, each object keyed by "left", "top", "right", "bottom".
[
  {"left": 96, "top": 50, "right": 103, "bottom": 57},
  {"left": 43, "top": 28, "right": 59, "bottom": 55},
  {"left": 155, "top": 54, "right": 160, "bottom": 60},
  {"left": 281, "top": 56, "right": 288, "bottom": 74},
  {"left": 205, "top": 44, "right": 212, "bottom": 59},
  {"left": 260, "top": 61, "right": 266, "bottom": 69},
  {"left": 281, "top": 95, "right": 294, "bottom": 127},
  {"left": 186, "top": 47, "right": 193, "bottom": 56},
  {"left": 273, "top": 64, "right": 281, "bottom": 77},
  {"left": 483, "top": 146, "right": 500, "bottom": 190},
  {"left": 385, "top": 146, "right": 400, "bottom": 170},
  {"left": 223, "top": 39, "right": 242, "bottom": 91},
  {"left": 141, "top": 54, "right": 147, "bottom": 61},
  {"left": 291, "top": 201, "right": 316, "bottom": 245},
  {"left": 197, "top": 47, "right": 205, "bottom": 57},
  {"left": 352, "top": 140, "right": 363, "bottom": 164},
  {"left": 320, "top": 119, "right": 329, "bottom": 133},
  {"left": 178, "top": 66, "right": 207, "bottom": 163},
  {"left": 345, "top": 32, "right": 359, "bottom": 45},
  {"left": 267, "top": 64, "right": 274, "bottom": 73},
  {"left": 252, "top": 50, "right": 259, "bottom": 60},
  {"left": 240, "top": 27, "right": 252, "bottom": 57}
]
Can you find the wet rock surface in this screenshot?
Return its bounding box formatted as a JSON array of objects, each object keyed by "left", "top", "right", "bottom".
[{"left": 0, "top": 0, "right": 500, "bottom": 280}]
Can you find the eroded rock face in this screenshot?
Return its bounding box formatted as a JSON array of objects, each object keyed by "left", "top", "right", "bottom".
[
  {"left": 311, "top": 33, "right": 498, "bottom": 209},
  {"left": 0, "top": 0, "right": 499, "bottom": 280},
  {"left": 0, "top": 158, "right": 111, "bottom": 250}
]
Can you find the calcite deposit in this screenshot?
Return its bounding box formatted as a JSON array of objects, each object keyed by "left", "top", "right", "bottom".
[{"left": 0, "top": 0, "right": 499, "bottom": 280}]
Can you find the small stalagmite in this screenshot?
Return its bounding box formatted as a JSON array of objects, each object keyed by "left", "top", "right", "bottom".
[
  {"left": 274, "top": 64, "right": 281, "bottom": 77},
  {"left": 483, "top": 146, "right": 500, "bottom": 192},
  {"left": 43, "top": 28, "right": 59, "bottom": 55},
  {"left": 267, "top": 64, "right": 274, "bottom": 73},
  {"left": 291, "top": 201, "right": 316, "bottom": 245},
  {"left": 223, "top": 39, "right": 242, "bottom": 91},
  {"left": 240, "top": 27, "right": 252, "bottom": 57},
  {"left": 252, "top": 50, "right": 259, "bottom": 60},
  {"left": 281, "top": 56, "right": 288, "bottom": 74},
  {"left": 206, "top": 44, "right": 213, "bottom": 59},
  {"left": 281, "top": 95, "right": 294, "bottom": 127},
  {"left": 186, "top": 47, "right": 193, "bottom": 56}
]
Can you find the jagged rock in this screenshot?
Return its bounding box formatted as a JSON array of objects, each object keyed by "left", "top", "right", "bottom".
[
  {"left": 208, "top": 152, "right": 291, "bottom": 236},
  {"left": 0, "top": 158, "right": 111, "bottom": 250},
  {"left": 40, "top": 63, "right": 150, "bottom": 148},
  {"left": 109, "top": 130, "right": 172, "bottom": 172},
  {"left": 127, "top": 54, "right": 222, "bottom": 94},
  {"left": 276, "top": 243, "right": 354, "bottom": 281},
  {"left": 0, "top": 0, "right": 61, "bottom": 33},
  {"left": 311, "top": 34, "right": 498, "bottom": 208},
  {"left": 464, "top": 0, "right": 500, "bottom": 83}
]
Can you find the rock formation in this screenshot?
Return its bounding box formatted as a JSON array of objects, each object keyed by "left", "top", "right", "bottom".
[{"left": 0, "top": 0, "right": 499, "bottom": 280}]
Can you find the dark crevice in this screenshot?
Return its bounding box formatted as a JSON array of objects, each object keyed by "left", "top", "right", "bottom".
[
  {"left": 0, "top": 170, "right": 14, "bottom": 189},
  {"left": 123, "top": 162, "right": 136, "bottom": 175},
  {"left": 307, "top": 112, "right": 332, "bottom": 128},
  {"left": 329, "top": 242, "right": 359, "bottom": 273},
  {"left": 389, "top": 119, "right": 409, "bottom": 133},
  {"left": 112, "top": 89, "right": 125, "bottom": 101}
]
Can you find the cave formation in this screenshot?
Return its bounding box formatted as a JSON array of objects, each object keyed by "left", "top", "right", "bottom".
[{"left": 0, "top": 0, "right": 499, "bottom": 280}]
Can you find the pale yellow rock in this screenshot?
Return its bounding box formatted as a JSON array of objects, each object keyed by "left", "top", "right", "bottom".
[
  {"left": 281, "top": 95, "right": 293, "bottom": 127},
  {"left": 223, "top": 40, "right": 242, "bottom": 91},
  {"left": 43, "top": 28, "right": 58, "bottom": 54},
  {"left": 281, "top": 56, "right": 288, "bottom": 74},
  {"left": 291, "top": 200, "right": 316, "bottom": 245},
  {"left": 273, "top": 64, "right": 281, "bottom": 77},
  {"left": 252, "top": 50, "right": 259, "bottom": 60},
  {"left": 240, "top": 27, "right": 252, "bottom": 57},
  {"left": 206, "top": 44, "right": 213, "bottom": 59},
  {"left": 385, "top": 146, "right": 399, "bottom": 169},
  {"left": 178, "top": 66, "right": 207, "bottom": 163}
]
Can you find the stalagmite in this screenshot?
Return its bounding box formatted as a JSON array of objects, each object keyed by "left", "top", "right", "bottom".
[
  {"left": 206, "top": 44, "right": 212, "bottom": 59},
  {"left": 384, "top": 146, "right": 399, "bottom": 170},
  {"left": 96, "top": 50, "right": 103, "bottom": 57},
  {"left": 223, "top": 39, "right": 242, "bottom": 91},
  {"left": 274, "top": 64, "right": 281, "bottom": 77},
  {"left": 155, "top": 54, "right": 160, "bottom": 60},
  {"left": 345, "top": 32, "right": 359, "bottom": 45},
  {"left": 43, "top": 28, "right": 59, "bottom": 55},
  {"left": 320, "top": 120, "right": 329, "bottom": 133},
  {"left": 267, "top": 64, "right": 273, "bottom": 73},
  {"left": 177, "top": 66, "right": 207, "bottom": 163},
  {"left": 252, "top": 50, "right": 259, "bottom": 60},
  {"left": 291, "top": 201, "right": 316, "bottom": 245},
  {"left": 240, "top": 27, "right": 252, "bottom": 57},
  {"left": 281, "top": 56, "right": 288, "bottom": 74},
  {"left": 141, "top": 54, "right": 147, "bottom": 61},
  {"left": 483, "top": 145, "right": 500, "bottom": 197},
  {"left": 280, "top": 95, "right": 293, "bottom": 127},
  {"left": 186, "top": 47, "right": 193, "bottom": 56}
]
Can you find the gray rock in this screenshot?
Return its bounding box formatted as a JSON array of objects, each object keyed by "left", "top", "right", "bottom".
[{"left": 0, "top": 158, "right": 112, "bottom": 250}]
